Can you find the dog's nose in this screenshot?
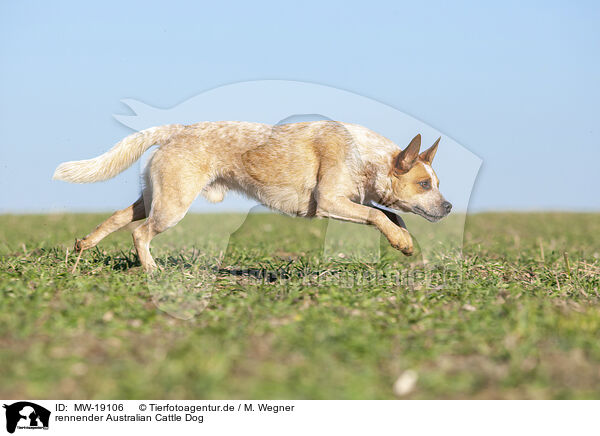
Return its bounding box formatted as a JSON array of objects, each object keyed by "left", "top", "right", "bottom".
[{"left": 442, "top": 201, "right": 452, "bottom": 213}]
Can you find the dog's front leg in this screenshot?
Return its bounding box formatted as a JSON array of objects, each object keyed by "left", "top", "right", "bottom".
[{"left": 318, "top": 197, "right": 413, "bottom": 256}]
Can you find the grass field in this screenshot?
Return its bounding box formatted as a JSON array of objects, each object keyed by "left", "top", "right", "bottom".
[{"left": 1, "top": 212, "right": 599, "bottom": 399}]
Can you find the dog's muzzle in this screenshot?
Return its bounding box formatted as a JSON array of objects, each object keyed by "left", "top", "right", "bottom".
[{"left": 414, "top": 201, "right": 452, "bottom": 222}]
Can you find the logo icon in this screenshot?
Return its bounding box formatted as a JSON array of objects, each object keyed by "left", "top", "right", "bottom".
[{"left": 3, "top": 402, "right": 50, "bottom": 434}]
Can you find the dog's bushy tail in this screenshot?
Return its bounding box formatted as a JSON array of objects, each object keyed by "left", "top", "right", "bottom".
[{"left": 53, "top": 124, "right": 184, "bottom": 183}]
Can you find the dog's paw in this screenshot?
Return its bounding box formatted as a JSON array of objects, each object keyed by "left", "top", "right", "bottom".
[
  {"left": 142, "top": 261, "right": 161, "bottom": 274},
  {"left": 74, "top": 238, "right": 86, "bottom": 252},
  {"left": 400, "top": 244, "right": 413, "bottom": 256},
  {"left": 388, "top": 229, "right": 413, "bottom": 256},
  {"left": 391, "top": 241, "right": 413, "bottom": 256}
]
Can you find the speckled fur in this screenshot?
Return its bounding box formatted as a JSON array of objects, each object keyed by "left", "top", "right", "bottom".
[{"left": 54, "top": 121, "right": 450, "bottom": 271}]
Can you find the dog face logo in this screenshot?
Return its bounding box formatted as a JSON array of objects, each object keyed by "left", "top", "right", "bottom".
[{"left": 3, "top": 402, "right": 50, "bottom": 434}]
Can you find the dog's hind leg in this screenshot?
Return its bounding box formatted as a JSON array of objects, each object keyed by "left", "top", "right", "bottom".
[
  {"left": 132, "top": 167, "right": 209, "bottom": 272},
  {"left": 75, "top": 196, "right": 147, "bottom": 251}
]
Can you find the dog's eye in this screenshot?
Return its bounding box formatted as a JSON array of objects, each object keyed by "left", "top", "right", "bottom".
[{"left": 419, "top": 180, "right": 431, "bottom": 190}]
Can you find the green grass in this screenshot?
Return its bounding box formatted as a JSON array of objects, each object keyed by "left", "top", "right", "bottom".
[{"left": 1, "top": 212, "right": 599, "bottom": 399}]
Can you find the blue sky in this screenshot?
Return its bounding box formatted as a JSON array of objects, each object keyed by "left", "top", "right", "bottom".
[{"left": 1, "top": 0, "right": 599, "bottom": 212}]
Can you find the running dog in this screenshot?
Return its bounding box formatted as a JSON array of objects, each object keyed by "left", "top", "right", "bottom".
[{"left": 54, "top": 121, "right": 452, "bottom": 271}]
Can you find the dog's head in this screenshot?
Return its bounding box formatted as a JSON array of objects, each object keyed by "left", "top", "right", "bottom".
[{"left": 386, "top": 134, "right": 452, "bottom": 222}]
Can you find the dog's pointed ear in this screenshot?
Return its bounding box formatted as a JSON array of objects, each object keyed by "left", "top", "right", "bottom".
[
  {"left": 394, "top": 134, "right": 421, "bottom": 173},
  {"left": 419, "top": 137, "right": 440, "bottom": 164}
]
